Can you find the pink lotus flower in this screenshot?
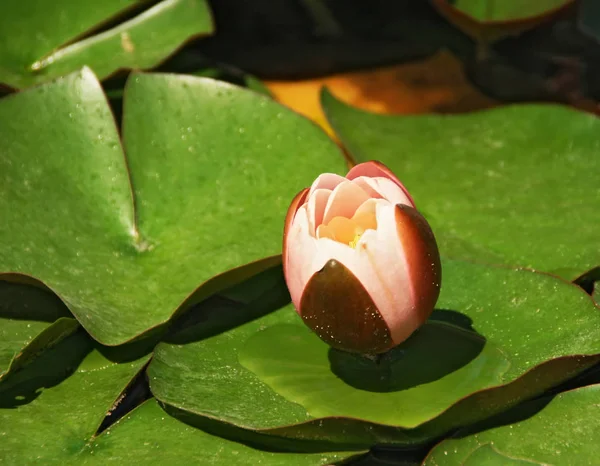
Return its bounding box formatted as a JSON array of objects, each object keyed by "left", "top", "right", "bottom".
[{"left": 283, "top": 161, "right": 441, "bottom": 354}]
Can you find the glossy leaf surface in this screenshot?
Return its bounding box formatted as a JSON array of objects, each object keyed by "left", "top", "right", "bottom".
[
  {"left": 0, "top": 339, "right": 148, "bottom": 462},
  {"left": 149, "top": 259, "right": 600, "bottom": 447},
  {"left": 424, "top": 384, "right": 600, "bottom": 465},
  {"left": 323, "top": 91, "right": 600, "bottom": 279},
  {"left": 84, "top": 400, "right": 361, "bottom": 465},
  {"left": 0, "top": 68, "right": 345, "bottom": 345},
  {"left": 0, "top": 0, "right": 214, "bottom": 88},
  {"left": 443, "top": 0, "right": 571, "bottom": 21},
  {"left": 0, "top": 281, "right": 73, "bottom": 377}
]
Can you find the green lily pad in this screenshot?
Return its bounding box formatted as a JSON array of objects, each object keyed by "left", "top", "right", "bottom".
[
  {"left": 1, "top": 317, "right": 80, "bottom": 383},
  {"left": 82, "top": 399, "right": 362, "bottom": 465},
  {"left": 239, "top": 322, "right": 509, "bottom": 426},
  {"left": 0, "top": 68, "right": 345, "bottom": 345},
  {"left": 446, "top": 0, "right": 571, "bottom": 22},
  {"left": 424, "top": 384, "right": 600, "bottom": 465},
  {"left": 0, "top": 0, "right": 214, "bottom": 89},
  {"left": 0, "top": 333, "right": 149, "bottom": 462},
  {"left": 0, "top": 281, "right": 74, "bottom": 377},
  {"left": 322, "top": 91, "right": 600, "bottom": 280},
  {"left": 148, "top": 259, "right": 600, "bottom": 448},
  {"left": 0, "top": 344, "right": 148, "bottom": 464}
]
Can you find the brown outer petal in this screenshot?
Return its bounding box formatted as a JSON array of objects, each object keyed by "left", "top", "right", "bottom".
[
  {"left": 299, "top": 258, "right": 393, "bottom": 354},
  {"left": 395, "top": 204, "right": 442, "bottom": 325},
  {"left": 282, "top": 188, "right": 309, "bottom": 276}
]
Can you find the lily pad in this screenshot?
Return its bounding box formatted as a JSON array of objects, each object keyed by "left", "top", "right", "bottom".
[
  {"left": 0, "top": 281, "right": 74, "bottom": 377},
  {"left": 0, "top": 0, "right": 214, "bottom": 88},
  {"left": 322, "top": 91, "right": 600, "bottom": 280},
  {"left": 0, "top": 68, "right": 346, "bottom": 345},
  {"left": 424, "top": 384, "right": 600, "bottom": 465},
  {"left": 443, "top": 0, "right": 572, "bottom": 22},
  {"left": 0, "top": 334, "right": 149, "bottom": 462},
  {"left": 239, "top": 322, "right": 509, "bottom": 426},
  {"left": 82, "top": 399, "right": 362, "bottom": 465},
  {"left": 430, "top": 0, "right": 575, "bottom": 42},
  {"left": 148, "top": 259, "right": 600, "bottom": 448}
]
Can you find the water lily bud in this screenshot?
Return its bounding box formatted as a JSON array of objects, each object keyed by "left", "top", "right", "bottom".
[{"left": 283, "top": 161, "right": 441, "bottom": 354}]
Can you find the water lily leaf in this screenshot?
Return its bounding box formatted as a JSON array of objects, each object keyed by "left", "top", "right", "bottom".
[
  {"left": 322, "top": 91, "right": 600, "bottom": 280},
  {"left": 83, "top": 399, "right": 362, "bottom": 465},
  {"left": 0, "top": 0, "right": 214, "bottom": 89},
  {"left": 0, "top": 281, "right": 74, "bottom": 377},
  {"left": 0, "top": 68, "right": 345, "bottom": 345},
  {"left": 0, "top": 332, "right": 149, "bottom": 462},
  {"left": 442, "top": 0, "right": 572, "bottom": 21},
  {"left": 148, "top": 259, "right": 600, "bottom": 448},
  {"left": 265, "top": 50, "right": 496, "bottom": 138},
  {"left": 430, "top": 0, "right": 574, "bottom": 42},
  {"left": 238, "top": 321, "right": 509, "bottom": 426},
  {"left": 424, "top": 384, "right": 600, "bottom": 465},
  {"left": 0, "top": 317, "right": 80, "bottom": 384}
]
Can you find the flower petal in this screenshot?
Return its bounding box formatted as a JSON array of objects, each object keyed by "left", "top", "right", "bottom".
[
  {"left": 394, "top": 204, "right": 442, "bottom": 325},
  {"left": 299, "top": 259, "right": 393, "bottom": 353},
  {"left": 319, "top": 216, "right": 358, "bottom": 244},
  {"left": 355, "top": 204, "right": 418, "bottom": 346},
  {"left": 296, "top": 213, "right": 416, "bottom": 349},
  {"left": 351, "top": 199, "right": 379, "bottom": 232},
  {"left": 306, "top": 188, "right": 331, "bottom": 235},
  {"left": 322, "top": 180, "right": 371, "bottom": 226},
  {"left": 284, "top": 204, "right": 319, "bottom": 311},
  {"left": 347, "top": 161, "right": 415, "bottom": 207},
  {"left": 308, "top": 173, "right": 346, "bottom": 198},
  {"left": 352, "top": 176, "right": 414, "bottom": 208},
  {"left": 283, "top": 188, "right": 309, "bottom": 275}
]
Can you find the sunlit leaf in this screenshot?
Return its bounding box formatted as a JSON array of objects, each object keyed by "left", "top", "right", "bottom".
[
  {"left": 424, "top": 384, "right": 600, "bottom": 465},
  {"left": 149, "top": 260, "right": 600, "bottom": 448},
  {"left": 266, "top": 50, "right": 496, "bottom": 137},
  {"left": 0, "top": 68, "right": 346, "bottom": 345},
  {"left": 0, "top": 0, "right": 214, "bottom": 88},
  {"left": 323, "top": 92, "right": 600, "bottom": 279}
]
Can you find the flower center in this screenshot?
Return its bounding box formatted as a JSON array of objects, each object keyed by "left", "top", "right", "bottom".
[{"left": 316, "top": 208, "right": 377, "bottom": 248}]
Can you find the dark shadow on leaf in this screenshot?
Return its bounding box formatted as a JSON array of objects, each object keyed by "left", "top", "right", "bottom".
[
  {"left": 329, "top": 314, "right": 485, "bottom": 392},
  {"left": 95, "top": 326, "right": 165, "bottom": 363},
  {"left": 0, "top": 328, "right": 93, "bottom": 408},
  {"left": 0, "top": 280, "right": 72, "bottom": 322},
  {"left": 429, "top": 308, "right": 477, "bottom": 332},
  {"left": 448, "top": 358, "right": 600, "bottom": 440},
  {"left": 452, "top": 393, "right": 555, "bottom": 440},
  {"left": 573, "top": 266, "right": 600, "bottom": 296},
  {"left": 360, "top": 445, "right": 432, "bottom": 466},
  {"left": 162, "top": 402, "right": 363, "bottom": 453},
  {"left": 95, "top": 360, "right": 153, "bottom": 436},
  {"left": 541, "top": 359, "right": 600, "bottom": 397},
  {"left": 164, "top": 264, "right": 290, "bottom": 345}
]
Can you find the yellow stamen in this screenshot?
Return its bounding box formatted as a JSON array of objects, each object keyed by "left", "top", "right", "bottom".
[
  {"left": 317, "top": 206, "right": 377, "bottom": 248},
  {"left": 348, "top": 233, "right": 362, "bottom": 249}
]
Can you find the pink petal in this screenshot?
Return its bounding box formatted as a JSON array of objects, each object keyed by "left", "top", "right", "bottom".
[
  {"left": 306, "top": 189, "right": 332, "bottom": 235},
  {"left": 283, "top": 188, "right": 309, "bottom": 276},
  {"left": 347, "top": 161, "right": 415, "bottom": 207},
  {"left": 284, "top": 205, "right": 319, "bottom": 312},
  {"left": 322, "top": 181, "right": 371, "bottom": 226},
  {"left": 304, "top": 202, "right": 420, "bottom": 345},
  {"left": 358, "top": 203, "right": 417, "bottom": 345},
  {"left": 352, "top": 176, "right": 414, "bottom": 208},
  {"left": 352, "top": 198, "right": 385, "bottom": 231},
  {"left": 308, "top": 173, "right": 346, "bottom": 198},
  {"left": 296, "top": 202, "right": 417, "bottom": 344}
]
